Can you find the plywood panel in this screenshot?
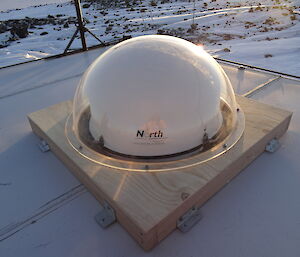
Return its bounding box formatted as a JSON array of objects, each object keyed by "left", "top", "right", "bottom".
[{"left": 28, "top": 95, "right": 292, "bottom": 250}]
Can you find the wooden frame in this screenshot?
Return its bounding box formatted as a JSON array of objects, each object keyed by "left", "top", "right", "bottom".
[{"left": 28, "top": 95, "right": 292, "bottom": 250}]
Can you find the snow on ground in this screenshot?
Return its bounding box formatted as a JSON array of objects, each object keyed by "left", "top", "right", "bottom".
[
  {"left": 0, "top": 0, "right": 299, "bottom": 76},
  {"left": 1, "top": 0, "right": 71, "bottom": 12}
]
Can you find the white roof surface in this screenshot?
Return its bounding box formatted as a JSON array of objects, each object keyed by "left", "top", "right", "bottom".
[{"left": 0, "top": 47, "right": 300, "bottom": 257}]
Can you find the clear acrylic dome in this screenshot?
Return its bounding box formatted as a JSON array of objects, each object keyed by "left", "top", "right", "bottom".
[{"left": 66, "top": 35, "right": 244, "bottom": 171}]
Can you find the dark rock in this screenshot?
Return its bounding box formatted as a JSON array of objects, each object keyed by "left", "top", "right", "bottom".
[
  {"left": 150, "top": 1, "right": 157, "bottom": 6},
  {"left": 105, "top": 26, "right": 113, "bottom": 32},
  {"left": 82, "top": 4, "right": 90, "bottom": 8},
  {"left": 290, "top": 14, "right": 297, "bottom": 21},
  {"left": 10, "top": 22, "right": 29, "bottom": 38},
  {"left": 122, "top": 35, "right": 132, "bottom": 40},
  {"left": 8, "top": 36, "right": 18, "bottom": 42},
  {"left": 63, "top": 22, "right": 69, "bottom": 28},
  {"left": 40, "top": 31, "right": 48, "bottom": 36},
  {"left": 264, "top": 54, "right": 273, "bottom": 58},
  {"left": 47, "top": 14, "right": 55, "bottom": 19},
  {"left": 0, "top": 23, "right": 7, "bottom": 33}
]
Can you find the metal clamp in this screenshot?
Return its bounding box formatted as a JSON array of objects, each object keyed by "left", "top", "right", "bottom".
[
  {"left": 38, "top": 139, "right": 50, "bottom": 152},
  {"left": 95, "top": 201, "right": 116, "bottom": 228},
  {"left": 177, "top": 206, "right": 202, "bottom": 233},
  {"left": 265, "top": 138, "right": 280, "bottom": 153}
]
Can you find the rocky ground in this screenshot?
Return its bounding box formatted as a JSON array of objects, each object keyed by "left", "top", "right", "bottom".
[
  {"left": 0, "top": 15, "right": 78, "bottom": 48},
  {"left": 0, "top": 0, "right": 299, "bottom": 75}
]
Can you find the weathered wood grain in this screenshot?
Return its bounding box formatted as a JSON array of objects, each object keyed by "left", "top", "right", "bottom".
[{"left": 28, "top": 95, "right": 292, "bottom": 250}]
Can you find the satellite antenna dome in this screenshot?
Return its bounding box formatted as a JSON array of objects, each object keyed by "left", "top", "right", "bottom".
[{"left": 69, "top": 35, "right": 241, "bottom": 162}]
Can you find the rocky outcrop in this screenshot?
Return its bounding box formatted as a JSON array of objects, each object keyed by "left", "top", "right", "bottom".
[
  {"left": 0, "top": 23, "right": 7, "bottom": 33},
  {"left": 0, "top": 16, "right": 78, "bottom": 38},
  {"left": 10, "top": 22, "right": 29, "bottom": 38}
]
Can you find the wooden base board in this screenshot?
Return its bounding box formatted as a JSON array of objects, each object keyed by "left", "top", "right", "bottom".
[{"left": 28, "top": 95, "right": 292, "bottom": 250}]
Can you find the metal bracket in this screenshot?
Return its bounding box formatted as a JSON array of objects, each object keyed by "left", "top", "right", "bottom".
[
  {"left": 177, "top": 206, "right": 202, "bottom": 233},
  {"left": 38, "top": 139, "right": 50, "bottom": 152},
  {"left": 95, "top": 201, "right": 116, "bottom": 228},
  {"left": 265, "top": 138, "right": 280, "bottom": 153}
]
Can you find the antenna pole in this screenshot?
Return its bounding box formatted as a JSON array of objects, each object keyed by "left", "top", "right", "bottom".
[
  {"left": 192, "top": 0, "right": 195, "bottom": 25},
  {"left": 64, "top": 0, "right": 106, "bottom": 53},
  {"left": 74, "top": 0, "right": 87, "bottom": 51}
]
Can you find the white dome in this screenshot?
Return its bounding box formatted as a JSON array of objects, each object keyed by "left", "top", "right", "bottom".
[{"left": 71, "top": 35, "right": 238, "bottom": 158}]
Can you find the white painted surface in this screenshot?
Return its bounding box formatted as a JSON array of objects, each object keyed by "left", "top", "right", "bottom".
[{"left": 0, "top": 48, "right": 300, "bottom": 257}]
